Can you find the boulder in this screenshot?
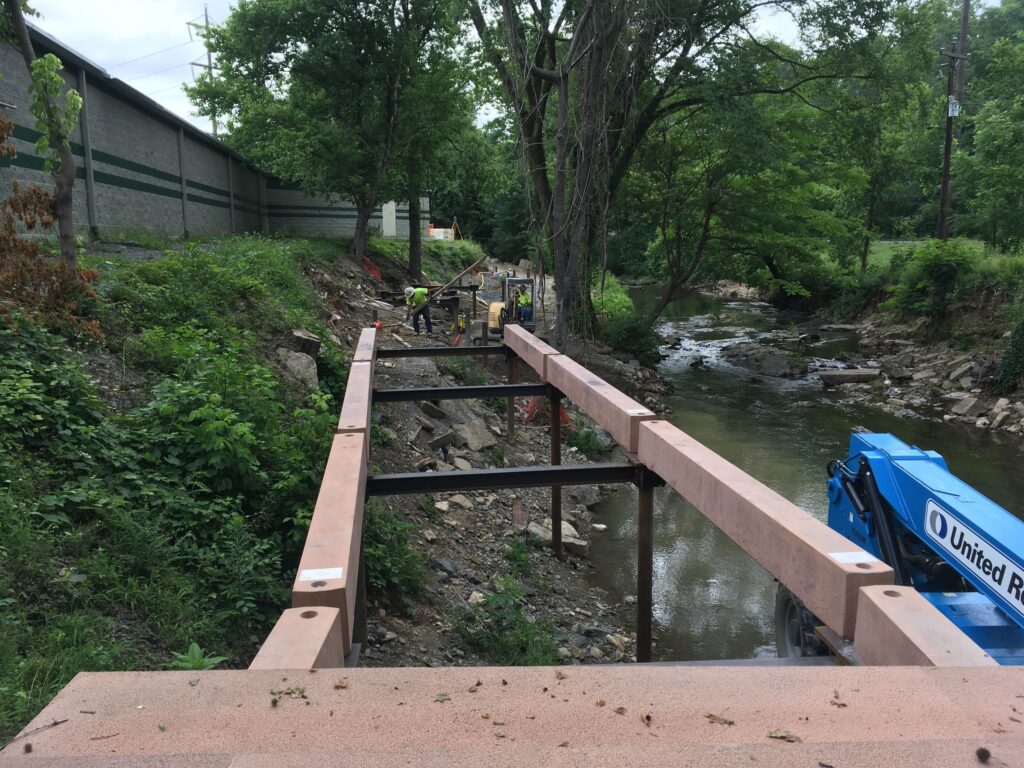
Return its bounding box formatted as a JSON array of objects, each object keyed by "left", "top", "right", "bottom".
[
  {"left": 526, "top": 521, "right": 589, "bottom": 556},
  {"left": 951, "top": 396, "right": 987, "bottom": 418},
  {"left": 275, "top": 348, "right": 319, "bottom": 393},
  {"left": 722, "top": 344, "right": 807, "bottom": 378},
  {"left": 948, "top": 362, "right": 974, "bottom": 381},
  {"left": 819, "top": 368, "right": 880, "bottom": 386},
  {"left": 991, "top": 411, "right": 1011, "bottom": 430},
  {"left": 880, "top": 358, "right": 912, "bottom": 380},
  {"left": 454, "top": 421, "right": 497, "bottom": 451},
  {"left": 451, "top": 456, "right": 473, "bottom": 471},
  {"left": 912, "top": 369, "right": 937, "bottom": 381}
]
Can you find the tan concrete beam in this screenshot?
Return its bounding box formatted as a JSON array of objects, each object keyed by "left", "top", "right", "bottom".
[
  {"left": 249, "top": 607, "right": 346, "bottom": 670},
  {"left": 291, "top": 431, "right": 367, "bottom": 653},
  {"left": 637, "top": 420, "right": 893, "bottom": 638},
  {"left": 503, "top": 324, "right": 561, "bottom": 378},
  {"left": 854, "top": 585, "right": 996, "bottom": 666},
  {"left": 353, "top": 327, "right": 377, "bottom": 365},
  {"left": 546, "top": 354, "right": 657, "bottom": 453},
  {"left": 337, "top": 361, "right": 373, "bottom": 433}
]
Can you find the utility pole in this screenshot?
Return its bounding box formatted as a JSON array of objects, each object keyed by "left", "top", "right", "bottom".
[
  {"left": 187, "top": 4, "right": 217, "bottom": 136},
  {"left": 937, "top": 0, "right": 971, "bottom": 241}
]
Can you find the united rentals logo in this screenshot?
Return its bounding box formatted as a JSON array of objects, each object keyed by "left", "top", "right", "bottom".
[{"left": 925, "top": 500, "right": 1024, "bottom": 624}]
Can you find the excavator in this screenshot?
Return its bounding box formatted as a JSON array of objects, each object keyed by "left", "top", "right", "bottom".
[{"left": 776, "top": 431, "right": 1024, "bottom": 664}]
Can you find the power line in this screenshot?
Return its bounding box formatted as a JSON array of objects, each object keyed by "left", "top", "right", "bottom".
[
  {"left": 107, "top": 39, "right": 199, "bottom": 70},
  {"left": 143, "top": 82, "right": 188, "bottom": 97},
  {"left": 124, "top": 61, "right": 196, "bottom": 82}
]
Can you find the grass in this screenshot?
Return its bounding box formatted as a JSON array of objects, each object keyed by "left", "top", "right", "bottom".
[{"left": 504, "top": 539, "right": 533, "bottom": 576}]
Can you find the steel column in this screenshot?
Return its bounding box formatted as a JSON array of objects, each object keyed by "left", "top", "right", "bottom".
[
  {"left": 635, "top": 467, "right": 664, "bottom": 663},
  {"left": 550, "top": 385, "right": 563, "bottom": 558},
  {"left": 506, "top": 348, "right": 517, "bottom": 441}
]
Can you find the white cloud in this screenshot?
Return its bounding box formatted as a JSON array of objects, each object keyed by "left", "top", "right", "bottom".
[{"left": 30, "top": 0, "right": 235, "bottom": 133}]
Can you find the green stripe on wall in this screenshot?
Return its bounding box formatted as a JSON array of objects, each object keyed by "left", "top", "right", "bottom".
[
  {"left": 93, "top": 170, "right": 181, "bottom": 200},
  {"left": 269, "top": 211, "right": 383, "bottom": 220},
  {"left": 186, "top": 178, "right": 227, "bottom": 197},
  {"left": 0, "top": 153, "right": 86, "bottom": 179},
  {"left": 186, "top": 192, "right": 229, "bottom": 209},
  {"left": 91, "top": 148, "right": 180, "bottom": 185},
  {"left": 10, "top": 123, "right": 85, "bottom": 156}
]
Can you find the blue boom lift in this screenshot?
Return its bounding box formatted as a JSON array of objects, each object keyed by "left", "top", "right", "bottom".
[{"left": 776, "top": 431, "right": 1024, "bottom": 663}]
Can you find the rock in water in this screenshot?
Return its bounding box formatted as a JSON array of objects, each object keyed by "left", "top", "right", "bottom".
[{"left": 819, "top": 368, "right": 880, "bottom": 386}]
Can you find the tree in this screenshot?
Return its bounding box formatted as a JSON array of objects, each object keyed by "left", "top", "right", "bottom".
[
  {"left": 468, "top": 0, "right": 897, "bottom": 347},
  {"left": 2, "top": 0, "right": 81, "bottom": 268},
  {"left": 188, "top": 0, "right": 461, "bottom": 262}
]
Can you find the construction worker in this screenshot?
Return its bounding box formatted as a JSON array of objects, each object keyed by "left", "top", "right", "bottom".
[
  {"left": 516, "top": 286, "right": 533, "bottom": 323},
  {"left": 404, "top": 285, "right": 433, "bottom": 335}
]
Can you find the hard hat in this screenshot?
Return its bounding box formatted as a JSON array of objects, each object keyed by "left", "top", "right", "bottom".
[{"left": 404, "top": 287, "right": 414, "bottom": 298}]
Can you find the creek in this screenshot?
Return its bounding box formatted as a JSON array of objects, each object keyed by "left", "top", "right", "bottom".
[{"left": 587, "top": 290, "right": 1024, "bottom": 660}]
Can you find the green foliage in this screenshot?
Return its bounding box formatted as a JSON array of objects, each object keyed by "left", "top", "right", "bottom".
[
  {"left": 362, "top": 499, "right": 424, "bottom": 600},
  {"left": 483, "top": 443, "right": 506, "bottom": 467},
  {"left": 600, "top": 314, "right": 661, "bottom": 368},
  {"left": 591, "top": 274, "right": 634, "bottom": 321},
  {"left": 504, "top": 540, "right": 533, "bottom": 576},
  {"left": 567, "top": 419, "right": 604, "bottom": 458},
  {"left": 884, "top": 239, "right": 979, "bottom": 319},
  {"left": 166, "top": 643, "right": 228, "bottom": 671},
  {"left": 998, "top": 302, "right": 1024, "bottom": 393},
  {"left": 370, "top": 421, "right": 393, "bottom": 447},
  {"left": 27, "top": 53, "right": 81, "bottom": 173},
  {"left": 456, "top": 577, "right": 556, "bottom": 666},
  {"left": 439, "top": 356, "right": 489, "bottom": 386}
]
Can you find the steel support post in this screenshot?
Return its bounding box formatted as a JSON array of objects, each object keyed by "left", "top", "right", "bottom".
[
  {"left": 550, "top": 385, "right": 563, "bottom": 558},
  {"left": 635, "top": 467, "right": 664, "bottom": 663},
  {"left": 506, "top": 348, "right": 517, "bottom": 441}
]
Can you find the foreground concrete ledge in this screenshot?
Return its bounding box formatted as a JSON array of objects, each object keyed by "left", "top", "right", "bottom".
[
  {"left": 4, "top": 666, "right": 1022, "bottom": 766},
  {"left": 637, "top": 421, "right": 893, "bottom": 637},
  {"left": 352, "top": 327, "right": 378, "bottom": 365},
  {"left": 854, "top": 585, "right": 997, "bottom": 667},
  {"left": 250, "top": 607, "right": 345, "bottom": 670},
  {"left": 547, "top": 354, "right": 656, "bottom": 453},
  {"left": 337, "top": 362, "right": 373, "bottom": 433},
  {"left": 503, "top": 324, "right": 561, "bottom": 378},
  {"left": 291, "top": 431, "right": 367, "bottom": 653}
]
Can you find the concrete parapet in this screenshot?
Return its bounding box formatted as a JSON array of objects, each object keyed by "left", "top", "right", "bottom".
[
  {"left": 291, "top": 431, "right": 367, "bottom": 653},
  {"left": 353, "top": 328, "right": 378, "bottom": 365},
  {"left": 854, "top": 585, "right": 997, "bottom": 666},
  {"left": 546, "top": 355, "right": 656, "bottom": 453},
  {"left": 337, "top": 361, "right": 373, "bottom": 433},
  {"left": 637, "top": 420, "right": 893, "bottom": 638},
  {"left": 249, "top": 607, "right": 345, "bottom": 669},
  {"left": 503, "top": 325, "right": 561, "bottom": 378}
]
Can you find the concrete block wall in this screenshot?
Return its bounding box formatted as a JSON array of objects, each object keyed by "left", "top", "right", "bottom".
[{"left": 0, "top": 28, "right": 428, "bottom": 241}]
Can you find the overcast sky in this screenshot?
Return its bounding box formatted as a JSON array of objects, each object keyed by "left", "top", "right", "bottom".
[{"left": 27, "top": 1, "right": 801, "bottom": 136}]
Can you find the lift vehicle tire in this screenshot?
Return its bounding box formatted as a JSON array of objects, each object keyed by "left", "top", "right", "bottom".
[
  {"left": 498, "top": 307, "right": 508, "bottom": 331},
  {"left": 774, "top": 584, "right": 828, "bottom": 658}
]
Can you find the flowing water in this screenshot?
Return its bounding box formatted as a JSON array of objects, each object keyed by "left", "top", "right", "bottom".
[{"left": 586, "top": 290, "right": 1024, "bottom": 661}]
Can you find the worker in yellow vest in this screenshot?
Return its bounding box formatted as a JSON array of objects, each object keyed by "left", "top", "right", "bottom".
[
  {"left": 516, "top": 287, "right": 533, "bottom": 323},
  {"left": 404, "top": 286, "right": 433, "bottom": 335}
]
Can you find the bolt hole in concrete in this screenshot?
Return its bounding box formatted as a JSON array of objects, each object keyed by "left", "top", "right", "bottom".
[
  {"left": 883, "top": 590, "right": 902, "bottom": 598},
  {"left": 856, "top": 563, "right": 873, "bottom": 569},
  {"left": 311, "top": 581, "right": 327, "bottom": 588},
  {"left": 300, "top": 611, "right": 319, "bottom": 619}
]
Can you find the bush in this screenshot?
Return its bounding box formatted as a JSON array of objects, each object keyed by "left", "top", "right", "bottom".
[
  {"left": 592, "top": 273, "right": 634, "bottom": 321},
  {"left": 504, "top": 540, "right": 533, "bottom": 576},
  {"left": 885, "top": 239, "right": 979, "bottom": 319},
  {"left": 998, "top": 301, "right": 1024, "bottom": 393},
  {"left": 566, "top": 418, "right": 604, "bottom": 458},
  {"left": 362, "top": 499, "right": 424, "bottom": 601},
  {"left": 439, "top": 356, "right": 489, "bottom": 385},
  {"left": 600, "top": 313, "right": 661, "bottom": 368}
]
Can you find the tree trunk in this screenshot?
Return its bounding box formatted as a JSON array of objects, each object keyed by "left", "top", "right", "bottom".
[
  {"left": 407, "top": 190, "right": 422, "bottom": 281},
  {"left": 4, "top": 0, "right": 77, "bottom": 270},
  {"left": 352, "top": 203, "right": 372, "bottom": 261}
]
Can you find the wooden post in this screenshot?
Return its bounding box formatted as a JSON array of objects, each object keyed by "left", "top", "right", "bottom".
[{"left": 550, "top": 385, "right": 562, "bottom": 558}]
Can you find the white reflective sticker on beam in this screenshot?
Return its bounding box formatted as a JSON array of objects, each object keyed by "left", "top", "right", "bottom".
[
  {"left": 829, "top": 551, "right": 879, "bottom": 564},
  {"left": 299, "top": 567, "right": 344, "bottom": 581}
]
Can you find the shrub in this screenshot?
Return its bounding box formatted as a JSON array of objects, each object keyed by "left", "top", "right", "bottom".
[
  {"left": 456, "top": 577, "right": 556, "bottom": 665},
  {"left": 504, "top": 540, "right": 533, "bottom": 576},
  {"left": 592, "top": 273, "right": 634, "bottom": 321},
  {"left": 998, "top": 302, "right": 1024, "bottom": 393},
  {"left": 885, "top": 239, "right": 979, "bottom": 319},
  {"left": 362, "top": 499, "right": 424, "bottom": 601},
  {"left": 439, "top": 356, "right": 489, "bottom": 385},
  {"left": 566, "top": 418, "right": 604, "bottom": 458},
  {"left": 600, "top": 313, "right": 661, "bottom": 368}
]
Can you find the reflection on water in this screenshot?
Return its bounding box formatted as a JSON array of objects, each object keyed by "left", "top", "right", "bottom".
[{"left": 587, "top": 288, "right": 1024, "bottom": 660}]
